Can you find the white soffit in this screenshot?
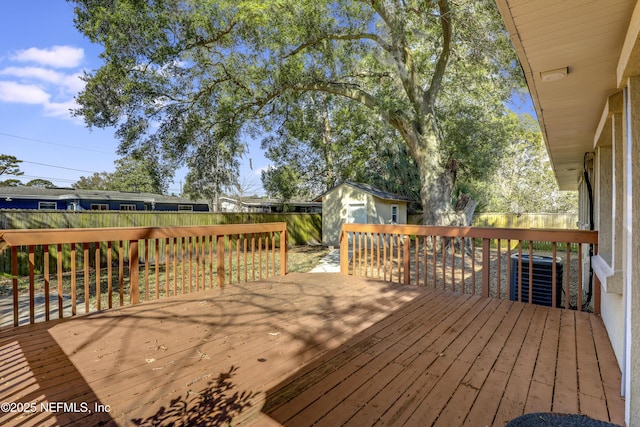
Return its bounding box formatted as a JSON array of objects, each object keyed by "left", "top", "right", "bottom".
[{"left": 496, "top": 0, "right": 635, "bottom": 190}]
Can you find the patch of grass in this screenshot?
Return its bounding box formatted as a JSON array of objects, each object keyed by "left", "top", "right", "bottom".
[{"left": 287, "top": 245, "right": 331, "bottom": 272}]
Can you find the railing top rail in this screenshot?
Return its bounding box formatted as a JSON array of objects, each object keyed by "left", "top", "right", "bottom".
[
  {"left": 0, "top": 222, "right": 287, "bottom": 249},
  {"left": 340, "top": 223, "right": 598, "bottom": 244}
]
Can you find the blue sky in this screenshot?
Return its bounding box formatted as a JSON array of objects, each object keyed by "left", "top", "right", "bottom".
[{"left": 0, "top": 1, "right": 266, "bottom": 195}]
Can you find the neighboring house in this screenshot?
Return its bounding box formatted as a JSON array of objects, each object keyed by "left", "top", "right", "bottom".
[
  {"left": 219, "top": 196, "right": 322, "bottom": 213},
  {"left": 0, "top": 187, "right": 209, "bottom": 212},
  {"left": 313, "top": 181, "right": 412, "bottom": 246},
  {"left": 496, "top": 0, "right": 640, "bottom": 424}
]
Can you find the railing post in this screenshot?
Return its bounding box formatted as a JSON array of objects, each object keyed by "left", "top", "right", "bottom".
[
  {"left": 340, "top": 229, "right": 349, "bottom": 275},
  {"left": 482, "top": 238, "right": 490, "bottom": 298},
  {"left": 130, "top": 240, "right": 140, "bottom": 304},
  {"left": 217, "top": 234, "right": 225, "bottom": 287}
]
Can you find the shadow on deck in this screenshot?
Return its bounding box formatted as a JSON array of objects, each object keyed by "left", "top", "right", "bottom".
[{"left": 0, "top": 273, "right": 625, "bottom": 426}]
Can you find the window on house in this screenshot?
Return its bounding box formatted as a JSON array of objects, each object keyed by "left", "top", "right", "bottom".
[
  {"left": 178, "top": 205, "right": 193, "bottom": 211},
  {"left": 38, "top": 202, "right": 57, "bottom": 210},
  {"left": 91, "top": 204, "right": 108, "bottom": 210},
  {"left": 391, "top": 205, "right": 399, "bottom": 223},
  {"left": 120, "top": 204, "right": 136, "bottom": 211}
]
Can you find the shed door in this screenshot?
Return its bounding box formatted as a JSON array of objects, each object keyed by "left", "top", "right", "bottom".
[{"left": 347, "top": 203, "right": 366, "bottom": 224}]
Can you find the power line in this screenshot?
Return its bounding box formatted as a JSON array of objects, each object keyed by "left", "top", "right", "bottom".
[
  {"left": 0, "top": 131, "right": 113, "bottom": 154},
  {"left": 21, "top": 160, "right": 96, "bottom": 174}
]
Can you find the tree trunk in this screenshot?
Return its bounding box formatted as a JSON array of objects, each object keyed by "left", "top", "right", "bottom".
[{"left": 411, "top": 125, "right": 476, "bottom": 227}]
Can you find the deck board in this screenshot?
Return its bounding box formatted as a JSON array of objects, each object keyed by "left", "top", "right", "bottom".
[{"left": 0, "top": 272, "right": 625, "bottom": 426}]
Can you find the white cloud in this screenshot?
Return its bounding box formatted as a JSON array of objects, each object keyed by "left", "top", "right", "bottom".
[
  {"left": 44, "top": 98, "right": 80, "bottom": 119},
  {"left": 0, "top": 81, "right": 50, "bottom": 104},
  {"left": 0, "top": 66, "right": 84, "bottom": 93},
  {"left": 12, "top": 45, "right": 84, "bottom": 68}
]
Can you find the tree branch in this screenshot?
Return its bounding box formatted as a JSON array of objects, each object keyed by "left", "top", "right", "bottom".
[
  {"left": 423, "top": 0, "right": 452, "bottom": 112},
  {"left": 284, "top": 32, "right": 391, "bottom": 58}
]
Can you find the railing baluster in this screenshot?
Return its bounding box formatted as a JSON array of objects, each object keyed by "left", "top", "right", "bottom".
[
  {"left": 107, "top": 241, "right": 113, "bottom": 309},
  {"left": 95, "top": 242, "right": 101, "bottom": 311},
  {"left": 71, "top": 243, "right": 77, "bottom": 316},
  {"left": 259, "top": 233, "right": 263, "bottom": 279},
  {"left": 415, "top": 235, "right": 420, "bottom": 285},
  {"left": 190, "top": 236, "right": 195, "bottom": 291},
  {"left": 57, "top": 243, "right": 63, "bottom": 318},
  {"left": 236, "top": 234, "right": 241, "bottom": 283},
  {"left": 496, "top": 239, "right": 501, "bottom": 299},
  {"left": 44, "top": 245, "right": 50, "bottom": 321},
  {"left": 180, "top": 237, "right": 185, "bottom": 292},
  {"left": 130, "top": 240, "right": 140, "bottom": 305},
  {"left": 565, "top": 243, "right": 571, "bottom": 310},
  {"left": 403, "top": 234, "right": 410, "bottom": 285},
  {"left": 397, "top": 235, "right": 401, "bottom": 283},
  {"left": 264, "top": 233, "right": 269, "bottom": 279},
  {"left": 471, "top": 238, "right": 476, "bottom": 295},
  {"left": 377, "top": 233, "right": 381, "bottom": 280},
  {"left": 528, "top": 241, "right": 534, "bottom": 305},
  {"left": 382, "top": 233, "right": 387, "bottom": 281},
  {"left": 482, "top": 238, "right": 490, "bottom": 298},
  {"left": 388, "top": 234, "right": 393, "bottom": 281},
  {"left": 118, "top": 241, "right": 124, "bottom": 306},
  {"left": 173, "top": 238, "right": 178, "bottom": 294},
  {"left": 461, "top": 237, "right": 465, "bottom": 293},
  {"left": 84, "top": 243, "right": 90, "bottom": 314},
  {"left": 166, "top": 238, "right": 171, "bottom": 297},
  {"left": 217, "top": 234, "right": 225, "bottom": 287},
  {"left": 280, "top": 228, "right": 287, "bottom": 276},
  {"left": 506, "top": 239, "right": 511, "bottom": 301},
  {"left": 420, "top": 236, "right": 425, "bottom": 286},
  {"left": 577, "top": 243, "right": 583, "bottom": 311},
  {"left": 433, "top": 236, "right": 437, "bottom": 289},
  {"left": 251, "top": 234, "right": 256, "bottom": 281},
  {"left": 442, "top": 237, "right": 447, "bottom": 290},
  {"left": 12, "top": 246, "right": 18, "bottom": 327},
  {"left": 451, "top": 237, "right": 455, "bottom": 292},
  {"left": 552, "top": 242, "right": 558, "bottom": 308},
  {"left": 517, "top": 241, "right": 522, "bottom": 303},
  {"left": 209, "top": 235, "right": 215, "bottom": 287},
  {"left": 29, "top": 245, "right": 35, "bottom": 324},
  {"left": 195, "top": 236, "right": 200, "bottom": 291},
  {"left": 364, "top": 232, "right": 368, "bottom": 277},
  {"left": 144, "top": 240, "right": 150, "bottom": 301},
  {"left": 244, "top": 234, "right": 248, "bottom": 282}
]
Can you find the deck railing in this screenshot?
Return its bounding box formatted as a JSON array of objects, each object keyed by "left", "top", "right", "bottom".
[
  {"left": 0, "top": 222, "right": 287, "bottom": 329},
  {"left": 340, "top": 224, "right": 600, "bottom": 313}
]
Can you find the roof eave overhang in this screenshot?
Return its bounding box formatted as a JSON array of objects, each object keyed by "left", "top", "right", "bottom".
[{"left": 495, "top": 0, "right": 636, "bottom": 191}]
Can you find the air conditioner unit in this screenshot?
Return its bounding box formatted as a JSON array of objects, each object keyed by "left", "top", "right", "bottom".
[{"left": 509, "top": 254, "right": 563, "bottom": 308}]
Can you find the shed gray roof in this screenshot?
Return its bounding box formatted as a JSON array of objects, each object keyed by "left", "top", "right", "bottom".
[{"left": 313, "top": 181, "right": 414, "bottom": 202}]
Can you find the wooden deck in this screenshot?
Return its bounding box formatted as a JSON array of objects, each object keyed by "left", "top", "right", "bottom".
[{"left": 0, "top": 273, "right": 624, "bottom": 426}]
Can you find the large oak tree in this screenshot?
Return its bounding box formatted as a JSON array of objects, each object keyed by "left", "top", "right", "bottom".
[{"left": 70, "top": 0, "right": 522, "bottom": 225}]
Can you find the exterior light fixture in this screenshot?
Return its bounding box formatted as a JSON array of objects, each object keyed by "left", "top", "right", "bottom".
[{"left": 540, "top": 67, "right": 569, "bottom": 82}]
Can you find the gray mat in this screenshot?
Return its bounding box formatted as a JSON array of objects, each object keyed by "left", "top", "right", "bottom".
[{"left": 506, "top": 413, "right": 621, "bottom": 427}]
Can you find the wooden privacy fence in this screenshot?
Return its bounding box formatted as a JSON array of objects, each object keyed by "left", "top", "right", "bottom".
[
  {"left": 340, "top": 224, "right": 600, "bottom": 313},
  {"left": 0, "top": 222, "right": 287, "bottom": 329}
]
